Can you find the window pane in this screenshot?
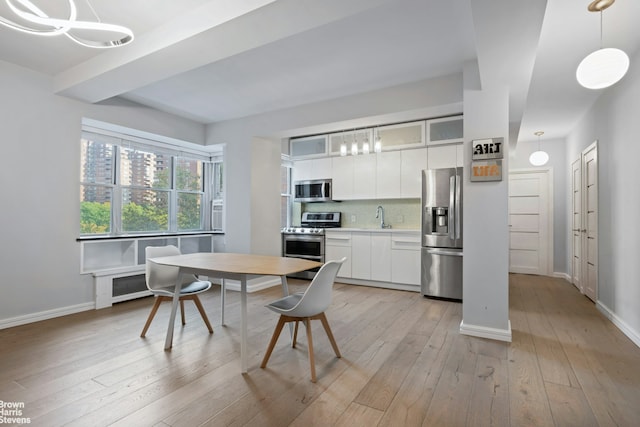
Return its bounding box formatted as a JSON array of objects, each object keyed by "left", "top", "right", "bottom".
[
  {"left": 178, "top": 192, "right": 202, "bottom": 230},
  {"left": 176, "top": 158, "right": 203, "bottom": 191},
  {"left": 120, "top": 147, "right": 171, "bottom": 189},
  {"left": 213, "top": 162, "right": 224, "bottom": 200},
  {"left": 122, "top": 188, "right": 169, "bottom": 232},
  {"left": 80, "top": 185, "right": 112, "bottom": 234},
  {"left": 81, "top": 139, "right": 113, "bottom": 184}
]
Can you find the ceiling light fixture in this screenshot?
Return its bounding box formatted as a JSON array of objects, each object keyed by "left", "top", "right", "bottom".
[
  {"left": 351, "top": 131, "right": 358, "bottom": 156},
  {"left": 361, "top": 131, "right": 370, "bottom": 154},
  {"left": 576, "top": 0, "right": 629, "bottom": 89},
  {"left": 529, "top": 131, "right": 549, "bottom": 166},
  {"left": 374, "top": 128, "right": 382, "bottom": 153},
  {"left": 0, "top": 0, "right": 134, "bottom": 48}
]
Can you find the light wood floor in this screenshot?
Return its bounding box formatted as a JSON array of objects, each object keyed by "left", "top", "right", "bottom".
[{"left": 1, "top": 274, "right": 639, "bottom": 426}]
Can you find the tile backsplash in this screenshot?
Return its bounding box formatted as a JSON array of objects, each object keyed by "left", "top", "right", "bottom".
[{"left": 293, "top": 199, "right": 421, "bottom": 229}]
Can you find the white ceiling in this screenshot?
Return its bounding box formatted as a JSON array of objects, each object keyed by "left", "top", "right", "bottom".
[{"left": 1, "top": 0, "right": 638, "bottom": 144}]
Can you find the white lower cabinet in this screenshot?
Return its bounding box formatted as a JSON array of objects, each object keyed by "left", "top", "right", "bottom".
[
  {"left": 391, "top": 232, "right": 421, "bottom": 286},
  {"left": 350, "top": 232, "right": 392, "bottom": 281},
  {"left": 325, "top": 231, "right": 352, "bottom": 278},
  {"left": 351, "top": 232, "right": 372, "bottom": 279},
  {"left": 326, "top": 230, "right": 417, "bottom": 290},
  {"left": 371, "top": 233, "right": 392, "bottom": 282}
]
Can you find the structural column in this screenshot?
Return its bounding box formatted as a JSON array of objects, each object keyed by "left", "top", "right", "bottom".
[{"left": 460, "top": 85, "right": 511, "bottom": 342}]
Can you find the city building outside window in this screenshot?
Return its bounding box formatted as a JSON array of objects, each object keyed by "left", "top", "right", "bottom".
[{"left": 80, "top": 129, "right": 222, "bottom": 236}]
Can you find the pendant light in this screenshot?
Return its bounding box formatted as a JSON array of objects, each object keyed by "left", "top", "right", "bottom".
[
  {"left": 0, "top": 0, "right": 134, "bottom": 48},
  {"left": 374, "top": 128, "right": 382, "bottom": 153},
  {"left": 339, "top": 131, "right": 347, "bottom": 156},
  {"left": 351, "top": 131, "right": 358, "bottom": 156},
  {"left": 576, "top": 0, "right": 629, "bottom": 89},
  {"left": 361, "top": 131, "right": 370, "bottom": 154},
  {"left": 529, "top": 131, "right": 549, "bottom": 166}
]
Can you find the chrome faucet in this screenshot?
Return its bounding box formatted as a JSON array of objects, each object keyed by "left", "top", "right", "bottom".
[{"left": 376, "top": 205, "right": 391, "bottom": 229}]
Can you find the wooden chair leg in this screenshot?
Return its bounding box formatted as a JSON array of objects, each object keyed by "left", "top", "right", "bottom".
[
  {"left": 304, "top": 318, "right": 316, "bottom": 382},
  {"left": 140, "top": 296, "right": 164, "bottom": 337},
  {"left": 180, "top": 300, "right": 186, "bottom": 325},
  {"left": 192, "top": 295, "right": 214, "bottom": 334},
  {"left": 318, "top": 312, "right": 341, "bottom": 358},
  {"left": 261, "top": 316, "right": 287, "bottom": 369},
  {"left": 292, "top": 320, "right": 299, "bottom": 348}
]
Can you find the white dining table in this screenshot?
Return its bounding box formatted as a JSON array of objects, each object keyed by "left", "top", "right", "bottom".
[{"left": 148, "top": 252, "right": 322, "bottom": 373}]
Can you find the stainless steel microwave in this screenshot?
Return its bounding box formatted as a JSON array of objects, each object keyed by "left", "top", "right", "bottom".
[{"left": 294, "top": 179, "right": 332, "bottom": 202}]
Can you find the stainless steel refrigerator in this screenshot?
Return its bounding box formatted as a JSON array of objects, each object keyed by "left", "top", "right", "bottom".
[{"left": 421, "top": 167, "right": 463, "bottom": 300}]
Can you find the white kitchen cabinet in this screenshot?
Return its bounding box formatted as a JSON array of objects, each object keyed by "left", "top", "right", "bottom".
[
  {"left": 351, "top": 232, "right": 371, "bottom": 280},
  {"left": 353, "top": 155, "right": 377, "bottom": 199},
  {"left": 376, "top": 151, "right": 402, "bottom": 199},
  {"left": 371, "top": 233, "right": 392, "bottom": 282},
  {"left": 391, "top": 232, "right": 421, "bottom": 286},
  {"left": 292, "top": 157, "right": 332, "bottom": 182},
  {"left": 375, "top": 120, "right": 425, "bottom": 151},
  {"left": 331, "top": 156, "right": 354, "bottom": 200},
  {"left": 325, "top": 231, "right": 352, "bottom": 278},
  {"left": 427, "top": 143, "right": 464, "bottom": 170},
  {"left": 400, "top": 148, "right": 428, "bottom": 198},
  {"left": 426, "top": 116, "right": 463, "bottom": 146}
]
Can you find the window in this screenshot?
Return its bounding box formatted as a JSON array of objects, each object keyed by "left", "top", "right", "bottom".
[{"left": 80, "top": 129, "right": 217, "bottom": 236}]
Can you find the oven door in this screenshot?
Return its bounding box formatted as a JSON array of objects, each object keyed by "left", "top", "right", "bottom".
[{"left": 282, "top": 234, "right": 324, "bottom": 279}]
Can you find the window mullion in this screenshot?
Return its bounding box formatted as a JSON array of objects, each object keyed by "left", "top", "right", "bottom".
[
  {"left": 169, "top": 156, "right": 177, "bottom": 232},
  {"left": 112, "top": 145, "right": 122, "bottom": 234}
]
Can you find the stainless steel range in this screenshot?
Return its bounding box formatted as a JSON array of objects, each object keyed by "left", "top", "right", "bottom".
[{"left": 282, "top": 212, "right": 341, "bottom": 279}]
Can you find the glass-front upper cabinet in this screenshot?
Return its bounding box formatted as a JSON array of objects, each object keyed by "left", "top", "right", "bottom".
[
  {"left": 328, "top": 129, "right": 374, "bottom": 156},
  {"left": 426, "top": 115, "right": 463, "bottom": 146},
  {"left": 290, "top": 135, "right": 328, "bottom": 159},
  {"left": 373, "top": 121, "right": 425, "bottom": 151}
]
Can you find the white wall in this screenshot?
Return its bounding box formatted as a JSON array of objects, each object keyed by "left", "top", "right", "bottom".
[
  {"left": 0, "top": 60, "right": 205, "bottom": 324},
  {"left": 510, "top": 137, "right": 568, "bottom": 275},
  {"left": 565, "top": 50, "right": 640, "bottom": 345}
]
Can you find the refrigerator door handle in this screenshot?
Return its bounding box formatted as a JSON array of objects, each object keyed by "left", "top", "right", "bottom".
[
  {"left": 424, "top": 248, "right": 463, "bottom": 256},
  {"left": 455, "top": 174, "right": 461, "bottom": 240},
  {"left": 449, "top": 175, "right": 455, "bottom": 240}
]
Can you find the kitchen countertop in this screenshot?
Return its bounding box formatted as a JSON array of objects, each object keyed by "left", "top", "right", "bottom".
[{"left": 326, "top": 228, "right": 420, "bottom": 233}]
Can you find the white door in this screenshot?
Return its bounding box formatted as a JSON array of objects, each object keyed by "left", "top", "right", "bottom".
[
  {"left": 508, "top": 170, "right": 552, "bottom": 275},
  {"left": 571, "top": 158, "right": 582, "bottom": 291},
  {"left": 582, "top": 143, "right": 598, "bottom": 302}
]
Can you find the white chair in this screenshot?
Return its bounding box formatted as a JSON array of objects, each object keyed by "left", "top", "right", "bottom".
[
  {"left": 260, "top": 258, "right": 345, "bottom": 382},
  {"left": 141, "top": 245, "right": 215, "bottom": 337}
]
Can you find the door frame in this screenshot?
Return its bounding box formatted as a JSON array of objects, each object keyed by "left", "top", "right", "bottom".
[
  {"left": 570, "top": 140, "right": 598, "bottom": 302},
  {"left": 582, "top": 141, "right": 598, "bottom": 301},
  {"left": 508, "top": 168, "right": 554, "bottom": 276},
  {"left": 571, "top": 158, "right": 582, "bottom": 292}
]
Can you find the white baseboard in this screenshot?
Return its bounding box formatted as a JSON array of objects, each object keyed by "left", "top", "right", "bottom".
[
  {"left": 0, "top": 302, "right": 95, "bottom": 330},
  {"left": 459, "top": 320, "right": 512, "bottom": 342},
  {"left": 596, "top": 301, "right": 640, "bottom": 349},
  {"left": 222, "top": 277, "right": 283, "bottom": 293},
  {"left": 552, "top": 272, "right": 571, "bottom": 282}
]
